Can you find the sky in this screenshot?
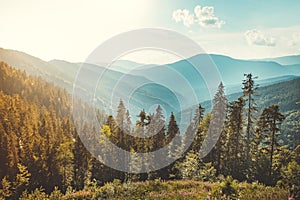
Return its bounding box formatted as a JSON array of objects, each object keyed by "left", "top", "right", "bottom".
[{"left": 1, "top": 0, "right": 300, "bottom": 64}]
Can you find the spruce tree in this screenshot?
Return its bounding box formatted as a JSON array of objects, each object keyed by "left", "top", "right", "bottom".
[
  {"left": 206, "top": 82, "right": 227, "bottom": 175},
  {"left": 258, "top": 104, "right": 285, "bottom": 184},
  {"left": 242, "top": 73, "right": 258, "bottom": 167},
  {"left": 191, "top": 105, "right": 205, "bottom": 151},
  {"left": 166, "top": 112, "right": 181, "bottom": 179},
  {"left": 184, "top": 104, "right": 205, "bottom": 153},
  {"left": 226, "top": 97, "right": 246, "bottom": 180}
]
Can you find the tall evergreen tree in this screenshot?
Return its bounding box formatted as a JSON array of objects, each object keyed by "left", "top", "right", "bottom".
[
  {"left": 134, "top": 110, "right": 152, "bottom": 181},
  {"left": 206, "top": 82, "right": 227, "bottom": 175},
  {"left": 151, "top": 105, "right": 166, "bottom": 150},
  {"left": 183, "top": 104, "right": 205, "bottom": 156},
  {"left": 189, "top": 104, "right": 205, "bottom": 152},
  {"left": 73, "top": 133, "right": 90, "bottom": 190},
  {"left": 116, "top": 99, "right": 126, "bottom": 149},
  {"left": 146, "top": 105, "right": 166, "bottom": 179},
  {"left": 55, "top": 141, "right": 74, "bottom": 191},
  {"left": 258, "top": 104, "right": 285, "bottom": 184},
  {"left": 166, "top": 112, "right": 181, "bottom": 179},
  {"left": 242, "top": 73, "right": 258, "bottom": 167},
  {"left": 226, "top": 97, "right": 246, "bottom": 180}
]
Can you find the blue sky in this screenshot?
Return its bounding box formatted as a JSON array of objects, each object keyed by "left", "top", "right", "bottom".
[
  {"left": 0, "top": 0, "right": 299, "bottom": 63},
  {"left": 172, "top": 0, "right": 300, "bottom": 30}
]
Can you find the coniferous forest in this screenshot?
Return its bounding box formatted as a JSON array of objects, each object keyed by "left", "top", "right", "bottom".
[{"left": 0, "top": 61, "right": 299, "bottom": 199}]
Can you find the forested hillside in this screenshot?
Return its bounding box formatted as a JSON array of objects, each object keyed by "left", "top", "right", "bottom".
[
  {"left": 1, "top": 48, "right": 299, "bottom": 117},
  {"left": 0, "top": 61, "right": 100, "bottom": 197},
  {"left": 223, "top": 77, "right": 300, "bottom": 149},
  {"left": 0, "top": 62, "right": 299, "bottom": 199}
]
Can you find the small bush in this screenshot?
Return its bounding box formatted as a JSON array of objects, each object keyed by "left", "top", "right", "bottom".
[{"left": 212, "top": 176, "right": 239, "bottom": 199}]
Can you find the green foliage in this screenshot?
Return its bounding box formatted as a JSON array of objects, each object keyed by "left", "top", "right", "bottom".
[
  {"left": 257, "top": 104, "right": 285, "bottom": 184},
  {"left": 0, "top": 177, "right": 12, "bottom": 199},
  {"left": 49, "top": 187, "right": 63, "bottom": 200},
  {"left": 212, "top": 177, "right": 239, "bottom": 199},
  {"left": 60, "top": 180, "right": 288, "bottom": 200},
  {"left": 13, "top": 164, "right": 31, "bottom": 198},
  {"left": 198, "top": 162, "right": 217, "bottom": 182},
  {"left": 0, "top": 163, "right": 31, "bottom": 199},
  {"left": 206, "top": 82, "right": 227, "bottom": 176},
  {"left": 56, "top": 142, "right": 74, "bottom": 191},
  {"left": 19, "top": 188, "right": 48, "bottom": 200},
  {"left": 0, "top": 61, "right": 298, "bottom": 198},
  {"left": 242, "top": 73, "right": 259, "bottom": 177},
  {"left": 280, "top": 161, "right": 300, "bottom": 198},
  {"left": 239, "top": 182, "right": 289, "bottom": 200},
  {"left": 178, "top": 151, "right": 203, "bottom": 180},
  {"left": 225, "top": 97, "right": 246, "bottom": 180},
  {"left": 0, "top": 61, "right": 97, "bottom": 193}
]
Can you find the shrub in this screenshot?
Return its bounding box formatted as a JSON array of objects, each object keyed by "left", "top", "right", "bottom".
[{"left": 212, "top": 176, "right": 238, "bottom": 199}]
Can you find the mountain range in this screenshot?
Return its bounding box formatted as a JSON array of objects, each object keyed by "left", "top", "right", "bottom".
[{"left": 0, "top": 47, "right": 299, "bottom": 126}]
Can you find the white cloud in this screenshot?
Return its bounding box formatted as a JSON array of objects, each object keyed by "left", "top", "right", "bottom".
[
  {"left": 194, "top": 5, "right": 225, "bottom": 28},
  {"left": 289, "top": 33, "right": 300, "bottom": 46},
  {"left": 172, "top": 5, "right": 225, "bottom": 28},
  {"left": 172, "top": 9, "right": 195, "bottom": 27},
  {"left": 245, "top": 29, "right": 276, "bottom": 46}
]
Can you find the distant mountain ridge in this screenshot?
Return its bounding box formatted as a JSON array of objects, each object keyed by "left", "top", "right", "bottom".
[
  {"left": 254, "top": 55, "right": 300, "bottom": 65},
  {"left": 0, "top": 47, "right": 299, "bottom": 123}
]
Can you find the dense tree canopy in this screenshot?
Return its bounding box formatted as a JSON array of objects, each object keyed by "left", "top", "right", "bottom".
[{"left": 0, "top": 62, "right": 299, "bottom": 199}]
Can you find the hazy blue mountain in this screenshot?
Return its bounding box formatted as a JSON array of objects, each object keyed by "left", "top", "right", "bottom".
[
  {"left": 110, "top": 54, "right": 299, "bottom": 82},
  {"left": 208, "top": 54, "right": 296, "bottom": 82},
  {"left": 225, "top": 75, "right": 299, "bottom": 95},
  {"left": 1, "top": 48, "right": 299, "bottom": 125},
  {"left": 0, "top": 48, "right": 184, "bottom": 117},
  {"left": 284, "top": 64, "right": 300, "bottom": 75},
  {"left": 0, "top": 48, "right": 61, "bottom": 78},
  {"left": 124, "top": 54, "right": 298, "bottom": 103},
  {"left": 168, "top": 54, "right": 298, "bottom": 85},
  {"left": 200, "top": 77, "right": 300, "bottom": 113},
  {"left": 108, "top": 60, "right": 145, "bottom": 73},
  {"left": 49, "top": 59, "right": 80, "bottom": 81},
  {"left": 256, "top": 55, "right": 300, "bottom": 65}
]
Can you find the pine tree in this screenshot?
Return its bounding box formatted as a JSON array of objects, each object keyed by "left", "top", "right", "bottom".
[
  {"left": 115, "top": 100, "right": 128, "bottom": 181},
  {"left": 116, "top": 99, "right": 126, "bottom": 148},
  {"left": 242, "top": 73, "right": 258, "bottom": 167},
  {"left": 206, "top": 82, "right": 227, "bottom": 175},
  {"left": 258, "top": 104, "right": 285, "bottom": 184},
  {"left": 178, "top": 150, "right": 203, "bottom": 180},
  {"left": 166, "top": 112, "right": 181, "bottom": 179},
  {"left": 73, "top": 133, "right": 90, "bottom": 190},
  {"left": 226, "top": 97, "right": 246, "bottom": 180},
  {"left": 166, "top": 112, "right": 179, "bottom": 145},
  {"left": 12, "top": 163, "right": 31, "bottom": 198},
  {"left": 183, "top": 104, "right": 205, "bottom": 152},
  {"left": 188, "top": 104, "right": 205, "bottom": 153},
  {"left": 55, "top": 142, "right": 74, "bottom": 191},
  {"left": 0, "top": 176, "right": 12, "bottom": 199},
  {"left": 131, "top": 110, "right": 152, "bottom": 180},
  {"left": 104, "top": 115, "right": 123, "bottom": 181},
  {"left": 124, "top": 110, "right": 132, "bottom": 182},
  {"left": 151, "top": 105, "right": 166, "bottom": 150}
]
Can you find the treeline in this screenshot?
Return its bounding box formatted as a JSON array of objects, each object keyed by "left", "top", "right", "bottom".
[
  {"left": 0, "top": 61, "right": 299, "bottom": 199},
  {"left": 0, "top": 62, "right": 101, "bottom": 199},
  {"left": 98, "top": 75, "right": 299, "bottom": 188}
]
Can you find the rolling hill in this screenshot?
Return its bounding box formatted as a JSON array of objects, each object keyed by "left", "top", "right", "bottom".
[
  {"left": 256, "top": 54, "right": 300, "bottom": 65},
  {"left": 0, "top": 48, "right": 299, "bottom": 125}
]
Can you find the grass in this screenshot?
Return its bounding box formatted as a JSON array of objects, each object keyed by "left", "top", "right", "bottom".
[{"left": 60, "top": 179, "right": 289, "bottom": 200}]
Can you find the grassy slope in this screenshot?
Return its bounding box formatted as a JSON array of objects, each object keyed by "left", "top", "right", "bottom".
[{"left": 61, "top": 179, "right": 288, "bottom": 200}]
